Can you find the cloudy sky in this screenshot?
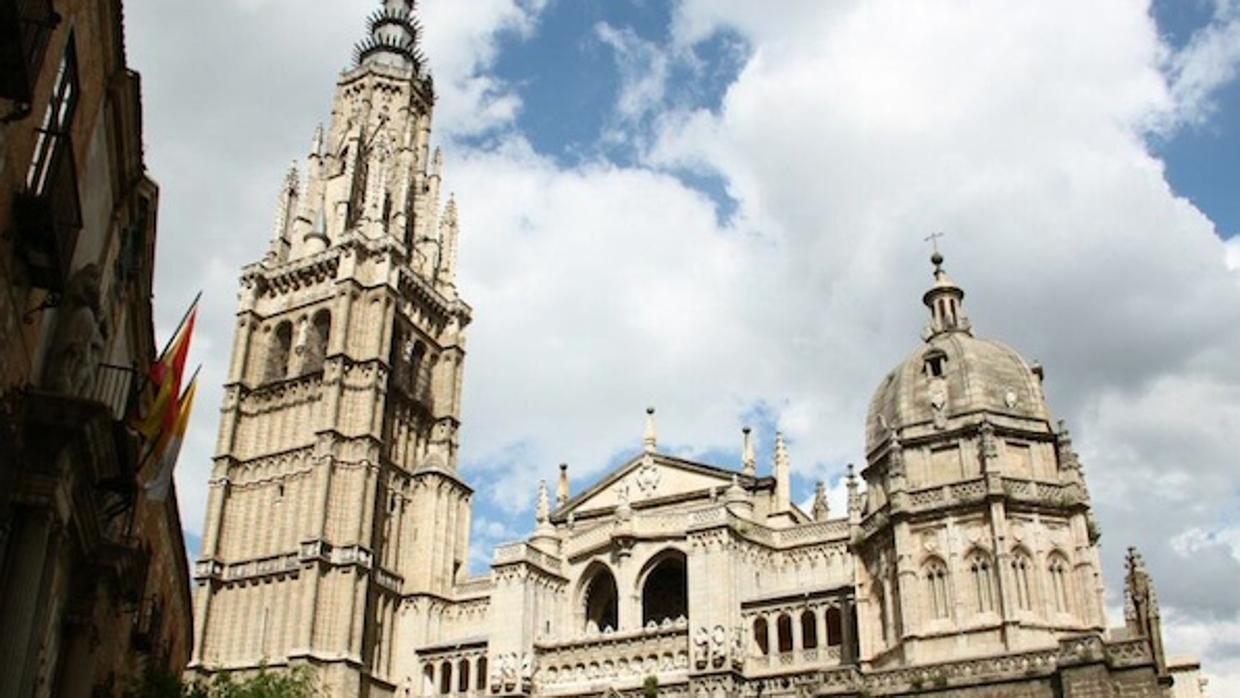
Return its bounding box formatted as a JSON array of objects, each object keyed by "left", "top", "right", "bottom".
[{"left": 125, "top": 0, "right": 1240, "bottom": 690}]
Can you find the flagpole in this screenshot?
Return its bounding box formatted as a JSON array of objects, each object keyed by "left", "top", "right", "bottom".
[{"left": 155, "top": 290, "right": 202, "bottom": 362}]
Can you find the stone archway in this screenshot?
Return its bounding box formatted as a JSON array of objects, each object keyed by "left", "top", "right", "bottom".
[
  {"left": 581, "top": 563, "right": 619, "bottom": 633},
  {"left": 640, "top": 550, "right": 688, "bottom": 626}
]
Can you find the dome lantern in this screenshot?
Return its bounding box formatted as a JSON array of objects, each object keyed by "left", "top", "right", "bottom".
[{"left": 922, "top": 251, "right": 972, "bottom": 339}]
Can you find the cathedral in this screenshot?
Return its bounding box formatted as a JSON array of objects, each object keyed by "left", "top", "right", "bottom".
[{"left": 187, "top": 2, "right": 1206, "bottom": 696}]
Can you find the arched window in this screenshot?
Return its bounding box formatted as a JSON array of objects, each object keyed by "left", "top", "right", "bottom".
[
  {"left": 266, "top": 321, "right": 293, "bottom": 381},
  {"left": 475, "top": 656, "right": 488, "bottom": 690},
  {"left": 1048, "top": 553, "right": 1073, "bottom": 614},
  {"left": 968, "top": 550, "right": 995, "bottom": 614},
  {"left": 302, "top": 309, "right": 331, "bottom": 372},
  {"left": 776, "top": 614, "right": 793, "bottom": 653},
  {"left": 800, "top": 610, "right": 818, "bottom": 649},
  {"left": 582, "top": 564, "right": 619, "bottom": 633},
  {"left": 752, "top": 617, "right": 769, "bottom": 656},
  {"left": 1011, "top": 549, "right": 1034, "bottom": 611},
  {"left": 410, "top": 340, "right": 428, "bottom": 399},
  {"left": 874, "top": 585, "right": 889, "bottom": 644},
  {"left": 825, "top": 607, "right": 843, "bottom": 647},
  {"left": 924, "top": 557, "right": 950, "bottom": 619},
  {"left": 439, "top": 660, "right": 452, "bottom": 694},
  {"left": 422, "top": 664, "right": 434, "bottom": 694},
  {"left": 640, "top": 551, "right": 688, "bottom": 626},
  {"left": 457, "top": 658, "right": 470, "bottom": 692}
]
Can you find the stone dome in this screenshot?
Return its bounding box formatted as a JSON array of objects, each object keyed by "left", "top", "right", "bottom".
[{"left": 865, "top": 254, "right": 1051, "bottom": 454}]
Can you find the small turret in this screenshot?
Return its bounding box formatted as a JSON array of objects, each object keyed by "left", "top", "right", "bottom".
[
  {"left": 557, "top": 463, "right": 569, "bottom": 507},
  {"left": 922, "top": 251, "right": 972, "bottom": 339}
]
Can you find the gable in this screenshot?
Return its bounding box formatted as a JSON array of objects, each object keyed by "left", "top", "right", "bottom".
[{"left": 560, "top": 453, "right": 742, "bottom": 516}]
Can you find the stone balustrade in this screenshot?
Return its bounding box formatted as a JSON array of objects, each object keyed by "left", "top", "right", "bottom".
[{"left": 535, "top": 623, "right": 690, "bottom": 691}]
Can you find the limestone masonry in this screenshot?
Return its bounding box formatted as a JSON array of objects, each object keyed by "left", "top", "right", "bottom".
[{"left": 188, "top": 2, "right": 1207, "bottom": 696}]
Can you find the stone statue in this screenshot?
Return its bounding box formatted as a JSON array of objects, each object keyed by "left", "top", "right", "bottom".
[{"left": 42, "top": 264, "right": 106, "bottom": 398}]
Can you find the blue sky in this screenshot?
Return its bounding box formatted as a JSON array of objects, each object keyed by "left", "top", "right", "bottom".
[{"left": 125, "top": 0, "right": 1240, "bottom": 690}]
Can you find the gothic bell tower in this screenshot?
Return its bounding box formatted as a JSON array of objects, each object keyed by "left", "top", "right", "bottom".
[{"left": 188, "top": 2, "right": 474, "bottom": 693}]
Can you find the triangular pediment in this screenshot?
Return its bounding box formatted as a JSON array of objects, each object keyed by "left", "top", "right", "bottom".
[{"left": 556, "top": 452, "right": 755, "bottom": 519}]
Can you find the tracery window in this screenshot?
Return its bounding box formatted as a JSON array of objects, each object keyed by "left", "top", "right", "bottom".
[
  {"left": 1048, "top": 554, "right": 1072, "bottom": 614},
  {"left": 1011, "top": 549, "right": 1034, "bottom": 611},
  {"left": 968, "top": 551, "right": 995, "bottom": 614},
  {"left": 924, "top": 558, "right": 951, "bottom": 619}
]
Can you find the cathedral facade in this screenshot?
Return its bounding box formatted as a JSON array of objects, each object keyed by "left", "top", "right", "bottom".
[{"left": 187, "top": 3, "right": 1205, "bottom": 696}]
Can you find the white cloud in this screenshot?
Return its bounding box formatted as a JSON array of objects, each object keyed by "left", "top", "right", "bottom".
[
  {"left": 1159, "top": 0, "right": 1240, "bottom": 131},
  {"left": 124, "top": 0, "right": 1240, "bottom": 684}
]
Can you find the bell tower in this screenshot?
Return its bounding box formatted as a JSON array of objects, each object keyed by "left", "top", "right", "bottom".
[{"left": 187, "top": 2, "right": 474, "bottom": 694}]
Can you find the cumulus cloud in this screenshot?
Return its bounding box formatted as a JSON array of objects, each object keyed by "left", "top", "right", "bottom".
[{"left": 124, "top": 0, "right": 1240, "bottom": 687}]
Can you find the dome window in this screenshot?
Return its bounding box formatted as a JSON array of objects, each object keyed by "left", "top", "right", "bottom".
[{"left": 923, "top": 350, "right": 948, "bottom": 378}]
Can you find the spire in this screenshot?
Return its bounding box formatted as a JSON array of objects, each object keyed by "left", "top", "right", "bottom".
[
  {"left": 438, "top": 194, "right": 459, "bottom": 288},
  {"left": 741, "top": 427, "right": 756, "bottom": 476},
  {"left": 812, "top": 481, "right": 830, "bottom": 522},
  {"left": 922, "top": 249, "right": 972, "bottom": 339},
  {"left": 354, "top": 0, "right": 427, "bottom": 74},
  {"left": 773, "top": 431, "right": 791, "bottom": 512},
  {"left": 643, "top": 407, "right": 657, "bottom": 453},
  {"left": 1125, "top": 546, "right": 1168, "bottom": 676}
]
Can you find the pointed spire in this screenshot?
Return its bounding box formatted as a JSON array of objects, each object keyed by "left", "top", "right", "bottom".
[
  {"left": 438, "top": 194, "right": 459, "bottom": 287},
  {"left": 557, "top": 463, "right": 569, "bottom": 507},
  {"left": 773, "top": 431, "right": 791, "bottom": 512},
  {"left": 643, "top": 407, "right": 657, "bottom": 453},
  {"left": 812, "top": 481, "right": 830, "bottom": 522},
  {"left": 354, "top": 0, "right": 426, "bottom": 73},
  {"left": 741, "top": 427, "right": 756, "bottom": 476},
  {"left": 922, "top": 249, "right": 972, "bottom": 339},
  {"left": 1125, "top": 546, "right": 1168, "bottom": 675},
  {"left": 1056, "top": 419, "right": 1081, "bottom": 471}
]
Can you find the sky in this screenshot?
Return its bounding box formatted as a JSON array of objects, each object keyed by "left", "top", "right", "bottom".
[{"left": 124, "top": 0, "right": 1240, "bottom": 691}]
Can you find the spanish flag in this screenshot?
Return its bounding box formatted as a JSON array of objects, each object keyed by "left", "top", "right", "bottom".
[
  {"left": 145, "top": 374, "right": 197, "bottom": 502},
  {"left": 134, "top": 296, "right": 198, "bottom": 440}
]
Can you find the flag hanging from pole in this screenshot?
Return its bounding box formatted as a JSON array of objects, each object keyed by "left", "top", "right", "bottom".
[
  {"left": 134, "top": 297, "right": 198, "bottom": 440},
  {"left": 145, "top": 374, "right": 198, "bottom": 502}
]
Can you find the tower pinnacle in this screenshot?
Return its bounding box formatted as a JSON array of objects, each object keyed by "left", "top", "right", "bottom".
[
  {"left": 922, "top": 250, "right": 972, "bottom": 339},
  {"left": 354, "top": 0, "right": 426, "bottom": 72}
]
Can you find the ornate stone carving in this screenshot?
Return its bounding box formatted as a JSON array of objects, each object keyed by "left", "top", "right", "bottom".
[{"left": 42, "top": 264, "right": 106, "bottom": 397}]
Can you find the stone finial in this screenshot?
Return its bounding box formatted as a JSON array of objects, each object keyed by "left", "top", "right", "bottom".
[
  {"left": 846, "top": 463, "right": 863, "bottom": 516},
  {"left": 812, "top": 481, "right": 829, "bottom": 522},
  {"left": 1124, "top": 546, "right": 1168, "bottom": 675},
  {"left": 773, "top": 431, "right": 791, "bottom": 512},
  {"left": 643, "top": 407, "right": 657, "bottom": 453},
  {"left": 311, "top": 124, "right": 324, "bottom": 158},
  {"left": 741, "top": 427, "right": 756, "bottom": 476},
  {"left": 536, "top": 479, "right": 550, "bottom": 525},
  {"left": 557, "top": 463, "right": 569, "bottom": 507},
  {"left": 1056, "top": 419, "right": 1081, "bottom": 471},
  {"left": 432, "top": 146, "right": 444, "bottom": 177}
]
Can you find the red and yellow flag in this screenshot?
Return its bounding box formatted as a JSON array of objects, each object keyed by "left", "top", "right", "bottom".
[
  {"left": 134, "top": 299, "right": 197, "bottom": 440},
  {"left": 145, "top": 375, "right": 197, "bottom": 502}
]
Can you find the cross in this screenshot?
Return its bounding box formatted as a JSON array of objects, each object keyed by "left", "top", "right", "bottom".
[{"left": 924, "top": 232, "right": 945, "bottom": 254}]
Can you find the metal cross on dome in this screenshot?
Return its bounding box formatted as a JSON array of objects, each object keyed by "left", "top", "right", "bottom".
[{"left": 924, "top": 231, "right": 945, "bottom": 254}]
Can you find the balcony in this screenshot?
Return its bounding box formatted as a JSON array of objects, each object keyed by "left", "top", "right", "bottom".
[
  {"left": 15, "top": 139, "right": 82, "bottom": 292},
  {"left": 534, "top": 622, "right": 690, "bottom": 694},
  {"left": 0, "top": 0, "right": 58, "bottom": 104}
]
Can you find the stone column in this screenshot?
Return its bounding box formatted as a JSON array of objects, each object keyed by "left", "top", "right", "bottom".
[{"left": 815, "top": 606, "right": 827, "bottom": 654}]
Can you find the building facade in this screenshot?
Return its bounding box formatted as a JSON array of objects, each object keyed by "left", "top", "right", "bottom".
[
  {"left": 188, "top": 2, "right": 1206, "bottom": 697},
  {"left": 0, "top": 0, "right": 194, "bottom": 696}
]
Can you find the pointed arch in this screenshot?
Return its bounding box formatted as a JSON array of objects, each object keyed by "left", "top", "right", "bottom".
[
  {"left": 1047, "top": 550, "right": 1074, "bottom": 615},
  {"left": 922, "top": 555, "right": 951, "bottom": 619},
  {"left": 1010, "top": 547, "right": 1035, "bottom": 612},
  {"left": 266, "top": 321, "right": 293, "bottom": 381},
  {"left": 753, "top": 617, "right": 770, "bottom": 656},
  {"left": 579, "top": 561, "right": 619, "bottom": 633},
  {"left": 800, "top": 610, "right": 818, "bottom": 649},
  {"left": 966, "top": 548, "right": 996, "bottom": 614},
  {"left": 638, "top": 548, "right": 688, "bottom": 626},
  {"left": 825, "top": 606, "right": 843, "bottom": 647}
]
